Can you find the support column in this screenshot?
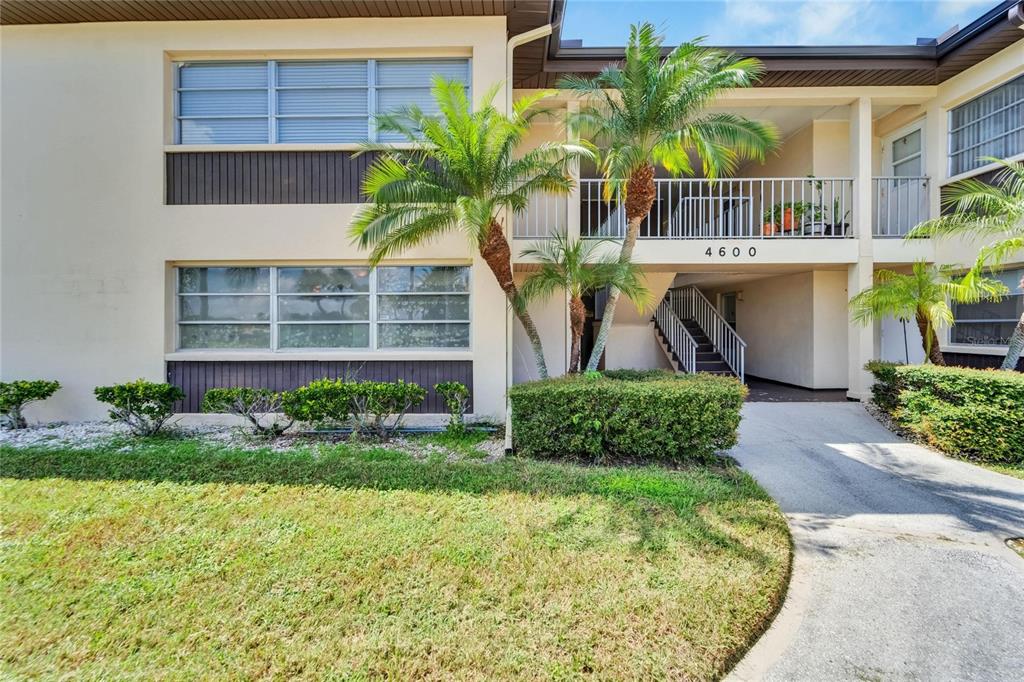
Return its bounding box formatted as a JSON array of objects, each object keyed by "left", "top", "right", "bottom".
[
  {"left": 848, "top": 96, "right": 877, "bottom": 400},
  {"left": 566, "top": 100, "right": 581, "bottom": 243}
]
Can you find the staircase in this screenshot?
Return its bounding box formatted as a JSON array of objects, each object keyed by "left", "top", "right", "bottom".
[
  {"left": 653, "top": 286, "right": 746, "bottom": 381},
  {"left": 681, "top": 320, "right": 733, "bottom": 375}
]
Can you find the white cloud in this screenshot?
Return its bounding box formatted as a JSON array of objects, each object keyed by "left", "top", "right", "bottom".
[{"left": 933, "top": 0, "right": 996, "bottom": 22}]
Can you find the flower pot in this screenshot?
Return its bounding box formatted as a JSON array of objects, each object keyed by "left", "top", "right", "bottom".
[
  {"left": 762, "top": 222, "right": 778, "bottom": 236},
  {"left": 782, "top": 207, "right": 796, "bottom": 231}
]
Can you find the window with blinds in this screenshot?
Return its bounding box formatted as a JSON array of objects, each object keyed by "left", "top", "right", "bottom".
[
  {"left": 174, "top": 58, "right": 470, "bottom": 145},
  {"left": 948, "top": 74, "right": 1024, "bottom": 177}
]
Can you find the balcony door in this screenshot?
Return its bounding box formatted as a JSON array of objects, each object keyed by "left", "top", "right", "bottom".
[{"left": 879, "top": 124, "right": 928, "bottom": 236}]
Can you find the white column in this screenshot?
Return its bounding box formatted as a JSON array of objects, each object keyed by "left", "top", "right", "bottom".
[
  {"left": 923, "top": 100, "right": 946, "bottom": 221},
  {"left": 848, "top": 96, "right": 877, "bottom": 400},
  {"left": 566, "top": 100, "right": 581, "bottom": 243}
]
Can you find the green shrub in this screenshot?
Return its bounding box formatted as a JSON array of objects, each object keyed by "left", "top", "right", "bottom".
[
  {"left": 864, "top": 360, "right": 902, "bottom": 411},
  {"left": 280, "top": 379, "right": 355, "bottom": 428},
  {"left": 866, "top": 363, "right": 1024, "bottom": 464},
  {"left": 435, "top": 381, "right": 470, "bottom": 436},
  {"left": 350, "top": 380, "right": 428, "bottom": 439},
  {"left": 0, "top": 380, "right": 61, "bottom": 429},
  {"left": 94, "top": 380, "right": 184, "bottom": 436},
  {"left": 601, "top": 368, "right": 680, "bottom": 382},
  {"left": 280, "top": 378, "right": 427, "bottom": 439},
  {"left": 201, "top": 387, "right": 293, "bottom": 437},
  {"left": 509, "top": 373, "right": 746, "bottom": 464}
]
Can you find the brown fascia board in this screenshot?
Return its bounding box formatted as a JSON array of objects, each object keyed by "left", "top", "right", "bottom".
[{"left": 540, "top": 0, "right": 1021, "bottom": 84}]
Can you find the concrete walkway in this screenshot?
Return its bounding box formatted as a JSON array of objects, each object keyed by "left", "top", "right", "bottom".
[{"left": 727, "top": 403, "right": 1024, "bottom": 682}]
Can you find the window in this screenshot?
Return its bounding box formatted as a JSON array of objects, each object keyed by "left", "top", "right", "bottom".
[
  {"left": 176, "top": 265, "right": 470, "bottom": 350},
  {"left": 950, "top": 268, "right": 1023, "bottom": 346},
  {"left": 948, "top": 74, "right": 1024, "bottom": 177},
  {"left": 174, "top": 59, "right": 469, "bottom": 145}
]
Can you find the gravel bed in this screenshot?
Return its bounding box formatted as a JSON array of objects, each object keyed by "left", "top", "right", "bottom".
[{"left": 1, "top": 420, "right": 505, "bottom": 463}]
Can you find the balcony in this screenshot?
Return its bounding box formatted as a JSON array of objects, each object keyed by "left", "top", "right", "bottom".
[
  {"left": 513, "top": 176, "right": 934, "bottom": 243},
  {"left": 514, "top": 177, "right": 855, "bottom": 240},
  {"left": 872, "top": 176, "right": 930, "bottom": 238}
]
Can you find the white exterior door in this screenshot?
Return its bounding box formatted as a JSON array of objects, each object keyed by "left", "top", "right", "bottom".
[{"left": 878, "top": 125, "right": 928, "bottom": 236}]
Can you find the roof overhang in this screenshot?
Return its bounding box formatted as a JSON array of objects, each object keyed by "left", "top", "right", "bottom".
[
  {"left": 2, "top": 0, "right": 1021, "bottom": 89},
  {"left": 518, "top": 0, "right": 1024, "bottom": 88}
]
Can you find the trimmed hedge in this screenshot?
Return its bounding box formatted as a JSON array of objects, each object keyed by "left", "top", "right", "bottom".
[
  {"left": 509, "top": 373, "right": 747, "bottom": 464},
  {"left": 866, "top": 363, "right": 1024, "bottom": 464}
]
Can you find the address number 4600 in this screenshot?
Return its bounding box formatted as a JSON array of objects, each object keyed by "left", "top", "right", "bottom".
[{"left": 705, "top": 246, "right": 757, "bottom": 258}]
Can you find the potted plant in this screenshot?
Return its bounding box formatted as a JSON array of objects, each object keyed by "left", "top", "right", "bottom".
[{"left": 762, "top": 202, "right": 812, "bottom": 235}]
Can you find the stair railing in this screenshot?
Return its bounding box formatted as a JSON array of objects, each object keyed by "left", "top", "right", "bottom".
[
  {"left": 654, "top": 296, "right": 698, "bottom": 374},
  {"left": 670, "top": 286, "right": 746, "bottom": 382}
]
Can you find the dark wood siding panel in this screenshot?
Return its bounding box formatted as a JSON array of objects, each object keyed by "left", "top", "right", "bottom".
[
  {"left": 167, "top": 360, "right": 474, "bottom": 413},
  {"left": 165, "top": 151, "right": 376, "bottom": 205},
  {"left": 943, "top": 352, "right": 1023, "bottom": 372}
]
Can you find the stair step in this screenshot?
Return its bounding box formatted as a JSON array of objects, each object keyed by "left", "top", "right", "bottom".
[
  {"left": 696, "top": 352, "right": 723, "bottom": 361},
  {"left": 696, "top": 360, "right": 731, "bottom": 372}
]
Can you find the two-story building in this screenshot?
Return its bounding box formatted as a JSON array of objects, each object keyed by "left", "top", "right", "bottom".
[{"left": 2, "top": 0, "right": 1022, "bottom": 422}]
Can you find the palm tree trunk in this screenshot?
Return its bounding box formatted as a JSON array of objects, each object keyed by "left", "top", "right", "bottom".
[
  {"left": 915, "top": 310, "right": 945, "bottom": 365},
  {"left": 585, "top": 163, "right": 656, "bottom": 371},
  {"left": 479, "top": 219, "right": 548, "bottom": 379},
  {"left": 1000, "top": 312, "right": 1024, "bottom": 370},
  {"left": 568, "top": 295, "right": 586, "bottom": 373}
]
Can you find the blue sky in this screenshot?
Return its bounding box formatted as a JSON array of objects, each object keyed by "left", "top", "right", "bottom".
[{"left": 561, "top": 0, "right": 1002, "bottom": 46}]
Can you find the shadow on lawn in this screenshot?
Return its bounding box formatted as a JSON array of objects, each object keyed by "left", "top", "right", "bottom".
[{"left": 0, "top": 440, "right": 787, "bottom": 569}]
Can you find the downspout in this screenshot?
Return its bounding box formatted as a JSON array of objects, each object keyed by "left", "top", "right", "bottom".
[{"left": 503, "top": 21, "right": 554, "bottom": 453}]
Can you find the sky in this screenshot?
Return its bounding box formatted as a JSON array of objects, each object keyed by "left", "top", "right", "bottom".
[{"left": 560, "top": 0, "right": 1002, "bottom": 47}]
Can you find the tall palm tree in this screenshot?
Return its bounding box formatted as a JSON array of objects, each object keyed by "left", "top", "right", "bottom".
[
  {"left": 561, "top": 23, "right": 779, "bottom": 371},
  {"left": 907, "top": 159, "right": 1024, "bottom": 369},
  {"left": 849, "top": 261, "right": 1007, "bottom": 365},
  {"left": 519, "top": 234, "right": 651, "bottom": 374},
  {"left": 350, "top": 77, "right": 591, "bottom": 378}
]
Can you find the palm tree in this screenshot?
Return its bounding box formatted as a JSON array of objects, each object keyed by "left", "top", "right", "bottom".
[
  {"left": 561, "top": 23, "right": 779, "bottom": 371},
  {"left": 350, "top": 77, "right": 591, "bottom": 378},
  {"left": 519, "top": 234, "right": 651, "bottom": 374},
  {"left": 849, "top": 261, "right": 1007, "bottom": 365},
  {"left": 907, "top": 159, "right": 1024, "bottom": 369}
]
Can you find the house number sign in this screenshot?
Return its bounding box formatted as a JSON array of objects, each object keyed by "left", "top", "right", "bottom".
[{"left": 705, "top": 246, "right": 758, "bottom": 258}]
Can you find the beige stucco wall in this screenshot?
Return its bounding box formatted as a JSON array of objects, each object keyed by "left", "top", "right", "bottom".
[
  {"left": 0, "top": 17, "right": 512, "bottom": 422},
  {"left": 811, "top": 270, "right": 850, "bottom": 388},
  {"left": 602, "top": 272, "right": 675, "bottom": 371}
]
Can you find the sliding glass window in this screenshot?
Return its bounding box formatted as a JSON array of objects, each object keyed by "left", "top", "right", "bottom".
[
  {"left": 174, "top": 58, "right": 469, "bottom": 145},
  {"left": 176, "top": 265, "right": 469, "bottom": 350}
]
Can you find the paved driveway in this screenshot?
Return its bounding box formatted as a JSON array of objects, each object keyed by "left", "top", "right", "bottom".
[{"left": 727, "top": 403, "right": 1024, "bottom": 682}]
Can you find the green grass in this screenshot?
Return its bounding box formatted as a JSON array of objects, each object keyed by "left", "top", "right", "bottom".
[
  {"left": 976, "top": 461, "right": 1024, "bottom": 481},
  {"left": 0, "top": 439, "right": 790, "bottom": 680}
]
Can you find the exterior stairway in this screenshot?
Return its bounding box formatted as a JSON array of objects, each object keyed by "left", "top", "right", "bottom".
[
  {"left": 653, "top": 318, "right": 733, "bottom": 376},
  {"left": 652, "top": 285, "right": 746, "bottom": 381},
  {"left": 682, "top": 320, "right": 734, "bottom": 375}
]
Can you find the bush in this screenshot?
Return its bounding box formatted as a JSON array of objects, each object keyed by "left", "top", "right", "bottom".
[
  {"left": 864, "top": 360, "right": 901, "bottom": 411},
  {"left": 350, "top": 381, "right": 427, "bottom": 439},
  {"left": 866, "top": 363, "right": 1024, "bottom": 463},
  {"left": 509, "top": 373, "right": 746, "bottom": 464},
  {"left": 281, "top": 378, "right": 427, "bottom": 439},
  {"left": 201, "top": 387, "right": 293, "bottom": 438},
  {"left": 94, "top": 380, "right": 184, "bottom": 436},
  {"left": 601, "top": 368, "right": 680, "bottom": 382},
  {"left": 280, "top": 379, "right": 355, "bottom": 428},
  {"left": 0, "top": 380, "right": 61, "bottom": 429},
  {"left": 435, "top": 381, "right": 470, "bottom": 436}
]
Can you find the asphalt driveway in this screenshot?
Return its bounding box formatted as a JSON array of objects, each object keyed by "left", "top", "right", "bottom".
[{"left": 727, "top": 402, "right": 1024, "bottom": 681}]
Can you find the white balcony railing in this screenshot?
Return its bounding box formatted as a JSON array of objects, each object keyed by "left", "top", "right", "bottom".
[
  {"left": 581, "top": 178, "right": 854, "bottom": 239},
  {"left": 872, "top": 176, "right": 930, "bottom": 237},
  {"left": 654, "top": 296, "right": 697, "bottom": 374},
  {"left": 512, "top": 190, "right": 567, "bottom": 239}
]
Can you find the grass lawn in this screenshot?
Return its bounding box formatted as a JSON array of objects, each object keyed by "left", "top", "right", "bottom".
[
  {"left": 978, "top": 461, "right": 1024, "bottom": 481},
  {"left": 0, "top": 438, "right": 790, "bottom": 680}
]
